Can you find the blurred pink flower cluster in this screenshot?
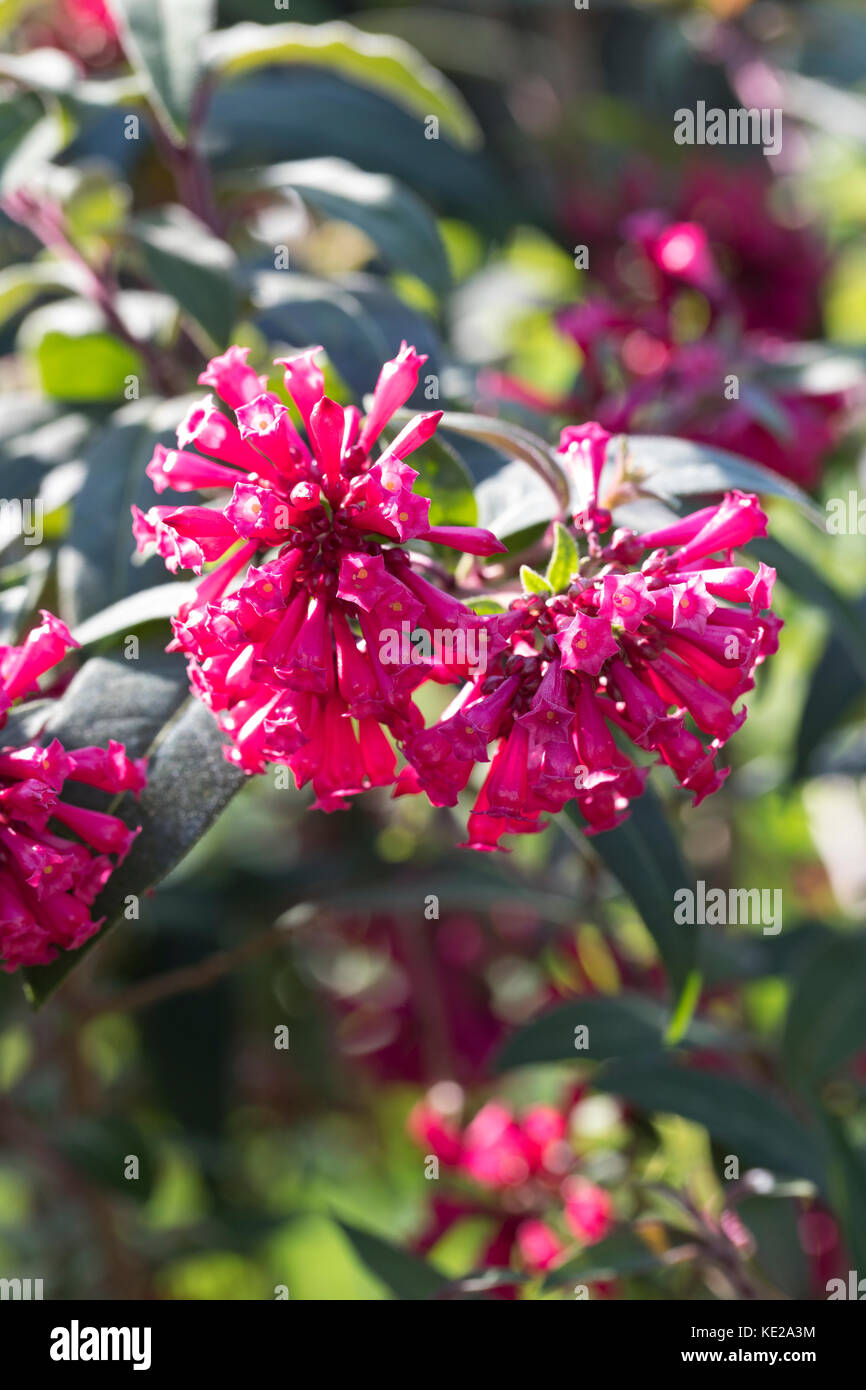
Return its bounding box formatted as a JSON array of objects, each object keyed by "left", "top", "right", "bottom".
[
  {"left": 487, "top": 163, "right": 857, "bottom": 489},
  {"left": 409, "top": 1086, "right": 615, "bottom": 1288}
]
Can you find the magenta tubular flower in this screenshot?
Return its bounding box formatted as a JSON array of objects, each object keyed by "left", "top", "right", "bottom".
[
  {"left": 133, "top": 343, "right": 504, "bottom": 810},
  {"left": 406, "top": 435, "right": 780, "bottom": 850},
  {"left": 0, "top": 613, "right": 146, "bottom": 972}
]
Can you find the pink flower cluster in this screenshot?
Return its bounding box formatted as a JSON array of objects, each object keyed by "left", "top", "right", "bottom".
[
  {"left": 0, "top": 612, "right": 145, "bottom": 971},
  {"left": 398, "top": 423, "right": 779, "bottom": 850},
  {"left": 410, "top": 1087, "right": 614, "bottom": 1282},
  {"left": 562, "top": 161, "right": 827, "bottom": 341},
  {"left": 133, "top": 343, "right": 507, "bottom": 811},
  {"left": 556, "top": 280, "right": 847, "bottom": 490},
  {"left": 135, "top": 346, "right": 780, "bottom": 851},
  {"left": 486, "top": 166, "right": 855, "bottom": 489}
]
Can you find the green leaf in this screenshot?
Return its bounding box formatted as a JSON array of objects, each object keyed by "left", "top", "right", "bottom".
[
  {"left": 17, "top": 294, "right": 175, "bottom": 403},
  {"left": 238, "top": 158, "right": 450, "bottom": 295},
  {"left": 793, "top": 596, "right": 866, "bottom": 779},
  {"left": 783, "top": 933, "right": 866, "bottom": 1091},
  {"left": 0, "top": 91, "right": 47, "bottom": 185},
  {"left": 758, "top": 341, "right": 866, "bottom": 397},
  {"left": 543, "top": 1230, "right": 667, "bottom": 1290},
  {"left": 494, "top": 994, "right": 685, "bottom": 1071},
  {"left": 205, "top": 20, "right": 482, "bottom": 151},
  {"left": 253, "top": 271, "right": 441, "bottom": 399},
  {"left": 71, "top": 582, "right": 195, "bottom": 650},
  {"left": 56, "top": 398, "right": 186, "bottom": 624},
  {"left": 574, "top": 784, "right": 698, "bottom": 1002},
  {"left": 738, "top": 383, "right": 795, "bottom": 442},
  {"left": 519, "top": 564, "right": 552, "bottom": 595},
  {"left": 33, "top": 330, "right": 141, "bottom": 402},
  {"left": 0, "top": 105, "right": 73, "bottom": 193},
  {"left": 820, "top": 1114, "right": 866, "bottom": 1276},
  {"left": 0, "top": 260, "right": 88, "bottom": 330},
  {"left": 440, "top": 412, "right": 570, "bottom": 514},
  {"left": 207, "top": 69, "right": 513, "bottom": 235},
  {"left": 595, "top": 1056, "right": 826, "bottom": 1189},
  {"left": 545, "top": 521, "right": 579, "bottom": 592},
  {"left": 109, "top": 0, "right": 216, "bottom": 142},
  {"left": 625, "top": 435, "right": 824, "bottom": 525},
  {"left": 751, "top": 537, "right": 866, "bottom": 682},
  {"left": 252, "top": 270, "right": 389, "bottom": 398},
  {"left": 58, "top": 1117, "right": 157, "bottom": 1201},
  {"left": 336, "top": 1220, "right": 448, "bottom": 1300},
  {"left": 129, "top": 205, "right": 236, "bottom": 348},
  {"left": 474, "top": 458, "right": 558, "bottom": 542},
  {"left": 22, "top": 656, "right": 245, "bottom": 1006}
]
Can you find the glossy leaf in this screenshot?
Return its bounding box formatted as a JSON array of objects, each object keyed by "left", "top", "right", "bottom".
[
  {"left": 626, "top": 435, "right": 824, "bottom": 524},
  {"left": 240, "top": 158, "right": 450, "bottom": 295},
  {"left": 205, "top": 20, "right": 482, "bottom": 150},
  {"left": 109, "top": 0, "right": 217, "bottom": 142}
]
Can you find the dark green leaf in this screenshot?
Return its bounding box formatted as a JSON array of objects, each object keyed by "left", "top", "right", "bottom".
[
  {"left": 253, "top": 271, "right": 389, "bottom": 397},
  {"left": 58, "top": 1117, "right": 157, "bottom": 1201},
  {"left": 475, "top": 457, "right": 558, "bottom": 541},
  {"left": 820, "top": 1113, "right": 866, "bottom": 1277},
  {"left": 595, "top": 1056, "right": 826, "bottom": 1189},
  {"left": 129, "top": 206, "right": 236, "bottom": 348},
  {"left": 751, "top": 537, "right": 866, "bottom": 681},
  {"left": 206, "top": 70, "right": 514, "bottom": 235},
  {"left": 71, "top": 583, "right": 194, "bottom": 651},
  {"left": 576, "top": 785, "right": 698, "bottom": 1002},
  {"left": 494, "top": 992, "right": 741, "bottom": 1072},
  {"left": 793, "top": 595, "right": 866, "bottom": 779},
  {"left": 57, "top": 398, "right": 187, "bottom": 625},
  {"left": 783, "top": 933, "right": 866, "bottom": 1090},
  {"left": 336, "top": 1220, "right": 448, "bottom": 1300},
  {"left": 253, "top": 272, "right": 441, "bottom": 399}
]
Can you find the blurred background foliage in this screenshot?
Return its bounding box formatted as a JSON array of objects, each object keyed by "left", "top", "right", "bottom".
[{"left": 1, "top": 0, "right": 866, "bottom": 1300}]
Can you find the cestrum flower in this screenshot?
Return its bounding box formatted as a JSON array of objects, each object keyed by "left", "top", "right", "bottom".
[
  {"left": 0, "top": 612, "right": 145, "bottom": 972},
  {"left": 408, "top": 1087, "right": 614, "bottom": 1284},
  {"left": 399, "top": 424, "right": 781, "bottom": 851},
  {"left": 133, "top": 344, "right": 505, "bottom": 810}
]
